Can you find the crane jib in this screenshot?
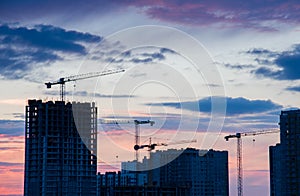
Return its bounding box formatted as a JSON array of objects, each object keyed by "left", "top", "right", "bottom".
[{"left": 44, "top": 69, "right": 125, "bottom": 101}]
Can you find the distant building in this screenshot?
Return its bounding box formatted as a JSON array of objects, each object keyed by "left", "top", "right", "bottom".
[
  {"left": 97, "top": 170, "right": 147, "bottom": 188},
  {"left": 148, "top": 148, "right": 229, "bottom": 196},
  {"left": 269, "top": 144, "right": 284, "bottom": 195},
  {"left": 97, "top": 148, "right": 228, "bottom": 196},
  {"left": 24, "top": 100, "right": 97, "bottom": 196},
  {"left": 121, "top": 161, "right": 148, "bottom": 186},
  {"left": 97, "top": 171, "right": 189, "bottom": 196},
  {"left": 270, "top": 110, "right": 300, "bottom": 196}
]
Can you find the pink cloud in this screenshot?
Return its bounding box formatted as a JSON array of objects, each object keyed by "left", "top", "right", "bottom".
[
  {"left": 121, "top": 0, "right": 300, "bottom": 31},
  {"left": 0, "top": 163, "right": 24, "bottom": 195}
]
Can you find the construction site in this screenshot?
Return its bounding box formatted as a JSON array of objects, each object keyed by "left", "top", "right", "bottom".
[{"left": 23, "top": 69, "right": 300, "bottom": 196}]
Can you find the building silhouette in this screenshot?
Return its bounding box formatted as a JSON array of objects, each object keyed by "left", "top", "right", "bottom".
[
  {"left": 98, "top": 148, "right": 228, "bottom": 196},
  {"left": 269, "top": 144, "right": 284, "bottom": 195},
  {"left": 24, "top": 100, "right": 97, "bottom": 196},
  {"left": 270, "top": 110, "right": 300, "bottom": 196},
  {"left": 147, "top": 148, "right": 229, "bottom": 196}
]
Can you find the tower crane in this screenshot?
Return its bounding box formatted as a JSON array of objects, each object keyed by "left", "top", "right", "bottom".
[
  {"left": 100, "top": 118, "right": 155, "bottom": 187},
  {"left": 45, "top": 69, "right": 125, "bottom": 101},
  {"left": 224, "top": 129, "right": 279, "bottom": 196},
  {"left": 143, "top": 137, "right": 197, "bottom": 186},
  {"left": 99, "top": 119, "right": 155, "bottom": 162}
]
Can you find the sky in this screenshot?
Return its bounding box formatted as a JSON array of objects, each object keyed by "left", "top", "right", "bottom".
[{"left": 0, "top": 0, "right": 300, "bottom": 195}]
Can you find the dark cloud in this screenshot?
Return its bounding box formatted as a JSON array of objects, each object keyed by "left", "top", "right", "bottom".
[
  {"left": 128, "top": 50, "right": 166, "bottom": 64},
  {"left": 245, "top": 48, "right": 278, "bottom": 65},
  {"left": 0, "top": 147, "right": 22, "bottom": 151},
  {"left": 0, "top": 0, "right": 118, "bottom": 22},
  {"left": 160, "top": 48, "right": 176, "bottom": 54},
  {"left": 254, "top": 58, "right": 273, "bottom": 65},
  {"left": 285, "top": 86, "right": 300, "bottom": 92},
  {"left": 0, "top": 24, "right": 101, "bottom": 80},
  {"left": 250, "top": 44, "right": 300, "bottom": 80},
  {"left": 273, "top": 49, "right": 300, "bottom": 80},
  {"left": 152, "top": 96, "right": 282, "bottom": 116},
  {"left": 253, "top": 67, "right": 281, "bottom": 78},
  {"left": 141, "top": 52, "right": 165, "bottom": 60},
  {"left": 224, "top": 64, "right": 255, "bottom": 70},
  {"left": 0, "top": 24, "right": 100, "bottom": 53},
  {"left": 9, "top": 168, "right": 23, "bottom": 173},
  {"left": 246, "top": 48, "right": 275, "bottom": 55},
  {"left": 0, "top": 161, "right": 23, "bottom": 167},
  {"left": 103, "top": 49, "right": 166, "bottom": 65},
  {"left": 0, "top": 140, "right": 24, "bottom": 144},
  {"left": 121, "top": 51, "right": 131, "bottom": 57},
  {"left": 0, "top": 119, "right": 24, "bottom": 136},
  {"left": 131, "top": 58, "right": 153, "bottom": 63}
]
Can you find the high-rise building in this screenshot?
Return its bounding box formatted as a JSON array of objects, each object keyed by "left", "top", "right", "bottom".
[
  {"left": 24, "top": 100, "right": 97, "bottom": 196},
  {"left": 270, "top": 110, "right": 300, "bottom": 196},
  {"left": 147, "top": 148, "right": 229, "bottom": 196}
]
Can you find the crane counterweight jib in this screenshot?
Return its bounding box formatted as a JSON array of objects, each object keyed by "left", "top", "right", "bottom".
[{"left": 45, "top": 82, "right": 52, "bottom": 89}]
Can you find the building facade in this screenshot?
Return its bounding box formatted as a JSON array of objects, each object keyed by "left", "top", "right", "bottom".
[
  {"left": 148, "top": 148, "right": 229, "bottom": 196},
  {"left": 24, "top": 100, "right": 97, "bottom": 196},
  {"left": 270, "top": 110, "right": 300, "bottom": 196}
]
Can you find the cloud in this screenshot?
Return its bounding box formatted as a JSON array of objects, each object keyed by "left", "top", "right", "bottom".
[
  {"left": 11, "top": 113, "right": 25, "bottom": 119},
  {"left": 131, "top": 57, "right": 153, "bottom": 63},
  {"left": 0, "top": 147, "right": 22, "bottom": 151},
  {"left": 9, "top": 168, "right": 23, "bottom": 173},
  {"left": 2, "top": 1, "right": 299, "bottom": 31},
  {"left": 0, "top": 161, "right": 23, "bottom": 167},
  {"left": 248, "top": 44, "right": 300, "bottom": 80},
  {"left": 152, "top": 96, "right": 282, "bottom": 116},
  {"left": 0, "top": 0, "right": 119, "bottom": 22},
  {"left": 102, "top": 47, "right": 167, "bottom": 66},
  {"left": 160, "top": 48, "right": 176, "bottom": 54},
  {"left": 0, "top": 24, "right": 100, "bottom": 53},
  {"left": 246, "top": 48, "right": 276, "bottom": 56},
  {"left": 43, "top": 90, "right": 135, "bottom": 98},
  {"left": 0, "top": 120, "right": 24, "bottom": 136},
  {"left": 121, "top": 0, "right": 300, "bottom": 31},
  {"left": 0, "top": 24, "right": 101, "bottom": 80},
  {"left": 223, "top": 64, "right": 255, "bottom": 70},
  {"left": 285, "top": 86, "right": 300, "bottom": 92},
  {"left": 141, "top": 52, "right": 165, "bottom": 60},
  {"left": 0, "top": 140, "right": 24, "bottom": 144},
  {"left": 128, "top": 50, "right": 166, "bottom": 64}
]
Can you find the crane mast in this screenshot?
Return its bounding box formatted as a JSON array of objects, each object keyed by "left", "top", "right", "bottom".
[
  {"left": 45, "top": 69, "right": 125, "bottom": 101},
  {"left": 100, "top": 118, "right": 154, "bottom": 186},
  {"left": 237, "top": 134, "right": 243, "bottom": 196},
  {"left": 224, "top": 129, "right": 279, "bottom": 196},
  {"left": 99, "top": 119, "right": 155, "bottom": 161}
]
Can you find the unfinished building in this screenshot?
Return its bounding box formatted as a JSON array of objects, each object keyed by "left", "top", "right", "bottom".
[{"left": 24, "top": 100, "right": 97, "bottom": 196}]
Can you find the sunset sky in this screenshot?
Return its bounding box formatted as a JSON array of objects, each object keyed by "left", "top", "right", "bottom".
[{"left": 0, "top": 0, "right": 300, "bottom": 195}]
